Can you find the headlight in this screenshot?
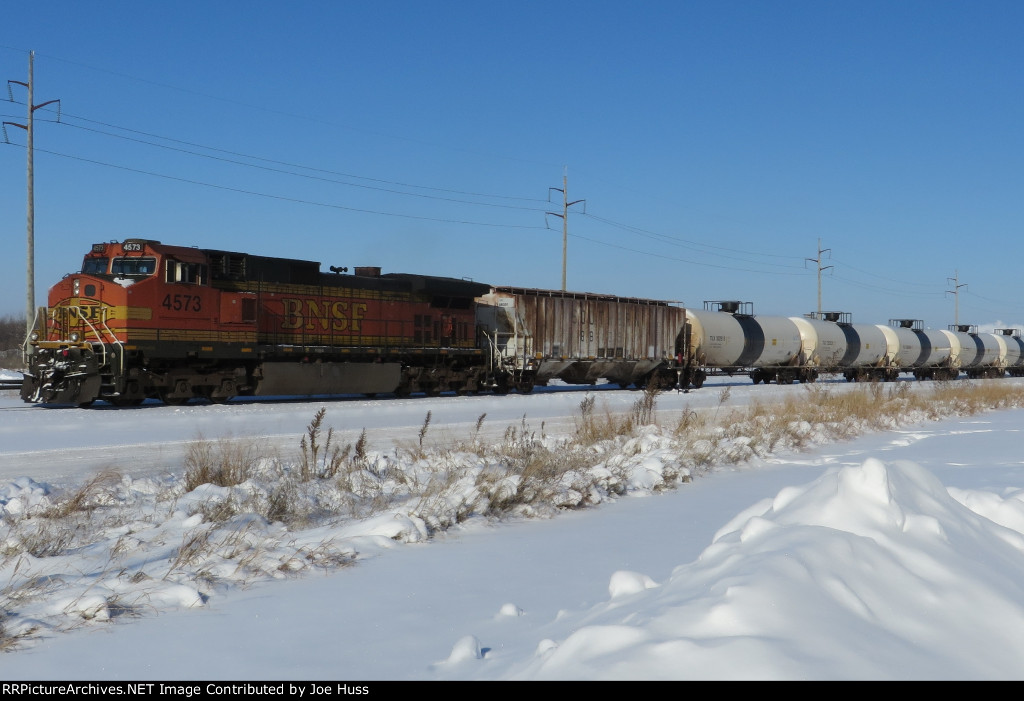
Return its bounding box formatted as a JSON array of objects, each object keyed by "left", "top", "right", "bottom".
[
  {"left": 69, "top": 332, "right": 81, "bottom": 343},
  {"left": 74, "top": 279, "right": 80, "bottom": 295},
  {"left": 29, "top": 331, "right": 39, "bottom": 342}
]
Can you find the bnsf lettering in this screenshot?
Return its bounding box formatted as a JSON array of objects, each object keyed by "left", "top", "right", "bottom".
[
  {"left": 63, "top": 305, "right": 109, "bottom": 322},
  {"left": 280, "top": 298, "right": 368, "bottom": 332}
]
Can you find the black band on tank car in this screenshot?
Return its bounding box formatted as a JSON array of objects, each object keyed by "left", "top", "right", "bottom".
[
  {"left": 839, "top": 324, "right": 861, "bottom": 367},
  {"left": 736, "top": 316, "right": 764, "bottom": 367}
]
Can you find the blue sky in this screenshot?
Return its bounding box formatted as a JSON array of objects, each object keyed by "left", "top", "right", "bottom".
[{"left": 1, "top": 1, "right": 1021, "bottom": 330}]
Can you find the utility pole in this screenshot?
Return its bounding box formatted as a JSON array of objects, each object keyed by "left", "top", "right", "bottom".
[
  {"left": 805, "top": 238, "right": 833, "bottom": 316},
  {"left": 947, "top": 271, "right": 967, "bottom": 327},
  {"left": 547, "top": 168, "right": 585, "bottom": 291},
  {"left": 6, "top": 50, "right": 60, "bottom": 336}
]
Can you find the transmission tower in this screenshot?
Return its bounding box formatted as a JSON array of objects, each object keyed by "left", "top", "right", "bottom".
[
  {"left": 805, "top": 238, "right": 833, "bottom": 316},
  {"left": 6, "top": 50, "right": 61, "bottom": 335},
  {"left": 547, "top": 169, "right": 585, "bottom": 291}
]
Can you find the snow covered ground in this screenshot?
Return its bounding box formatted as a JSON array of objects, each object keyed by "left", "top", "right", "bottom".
[{"left": 3, "top": 373, "right": 1024, "bottom": 680}]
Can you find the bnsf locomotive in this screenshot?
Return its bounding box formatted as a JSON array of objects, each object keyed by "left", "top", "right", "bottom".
[{"left": 21, "top": 239, "right": 692, "bottom": 406}]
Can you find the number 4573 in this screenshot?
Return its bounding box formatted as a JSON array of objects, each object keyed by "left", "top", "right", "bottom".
[{"left": 161, "top": 294, "right": 202, "bottom": 312}]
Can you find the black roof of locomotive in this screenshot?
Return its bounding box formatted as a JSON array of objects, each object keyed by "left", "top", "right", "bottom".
[{"left": 202, "top": 249, "right": 490, "bottom": 299}]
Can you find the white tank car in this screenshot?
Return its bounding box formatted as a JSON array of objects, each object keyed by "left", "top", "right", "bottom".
[
  {"left": 887, "top": 320, "right": 926, "bottom": 369},
  {"left": 946, "top": 325, "right": 979, "bottom": 374},
  {"left": 952, "top": 326, "right": 1008, "bottom": 378},
  {"left": 790, "top": 316, "right": 847, "bottom": 367},
  {"left": 685, "top": 305, "right": 758, "bottom": 369},
  {"left": 687, "top": 302, "right": 804, "bottom": 384},
  {"left": 997, "top": 329, "right": 1024, "bottom": 376},
  {"left": 822, "top": 314, "right": 899, "bottom": 381},
  {"left": 915, "top": 327, "right": 958, "bottom": 380},
  {"left": 790, "top": 315, "right": 848, "bottom": 378}
]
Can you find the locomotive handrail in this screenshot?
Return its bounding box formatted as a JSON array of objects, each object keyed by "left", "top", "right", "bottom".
[
  {"left": 75, "top": 307, "right": 108, "bottom": 369},
  {"left": 99, "top": 311, "right": 125, "bottom": 379},
  {"left": 73, "top": 305, "right": 124, "bottom": 377}
]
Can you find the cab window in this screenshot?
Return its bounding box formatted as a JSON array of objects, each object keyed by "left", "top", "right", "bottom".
[
  {"left": 82, "top": 257, "right": 109, "bottom": 275},
  {"left": 111, "top": 257, "right": 157, "bottom": 276}
]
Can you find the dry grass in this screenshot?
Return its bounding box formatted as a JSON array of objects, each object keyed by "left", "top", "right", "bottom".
[{"left": 183, "top": 436, "right": 263, "bottom": 492}]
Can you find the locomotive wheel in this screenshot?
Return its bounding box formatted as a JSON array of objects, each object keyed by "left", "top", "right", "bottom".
[
  {"left": 159, "top": 389, "right": 190, "bottom": 406},
  {"left": 515, "top": 382, "right": 534, "bottom": 394}
]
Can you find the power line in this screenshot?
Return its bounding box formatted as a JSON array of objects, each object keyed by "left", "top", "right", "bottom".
[
  {"left": 581, "top": 212, "right": 808, "bottom": 271},
  {"left": 10, "top": 112, "right": 552, "bottom": 213},
  {"left": 52, "top": 110, "right": 552, "bottom": 204},
  {"left": 5, "top": 142, "right": 548, "bottom": 230}
]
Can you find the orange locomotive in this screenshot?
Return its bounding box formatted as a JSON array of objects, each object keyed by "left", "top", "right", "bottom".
[{"left": 22, "top": 239, "right": 491, "bottom": 406}]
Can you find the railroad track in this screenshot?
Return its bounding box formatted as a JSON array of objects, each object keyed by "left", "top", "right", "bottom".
[{"left": 0, "top": 377, "right": 23, "bottom": 391}]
